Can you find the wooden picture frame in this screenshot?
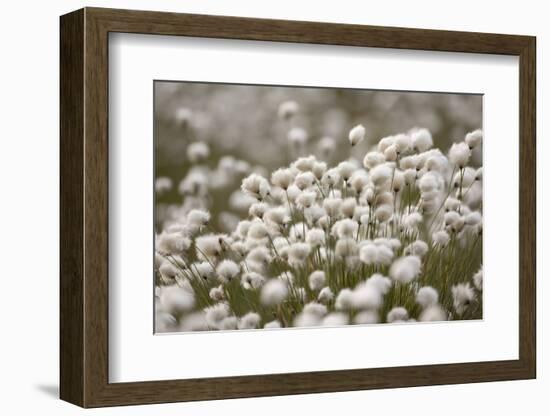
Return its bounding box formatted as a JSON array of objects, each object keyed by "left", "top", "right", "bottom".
[{"left": 60, "top": 7, "right": 536, "bottom": 408}]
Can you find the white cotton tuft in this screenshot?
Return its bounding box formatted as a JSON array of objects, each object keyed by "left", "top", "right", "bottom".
[
  {"left": 348, "top": 124, "right": 366, "bottom": 146},
  {"left": 363, "top": 151, "right": 386, "bottom": 169},
  {"left": 473, "top": 268, "right": 483, "bottom": 290},
  {"left": 465, "top": 129, "right": 483, "bottom": 149},
  {"left": 204, "top": 303, "right": 231, "bottom": 328},
  {"left": 335, "top": 218, "right": 359, "bottom": 239},
  {"left": 337, "top": 161, "right": 357, "bottom": 181},
  {"left": 419, "top": 305, "right": 448, "bottom": 322},
  {"left": 264, "top": 320, "right": 282, "bottom": 329},
  {"left": 387, "top": 307, "right": 409, "bottom": 323},
  {"left": 404, "top": 240, "right": 429, "bottom": 257},
  {"left": 238, "top": 312, "right": 261, "bottom": 330},
  {"left": 241, "top": 173, "right": 271, "bottom": 200},
  {"left": 209, "top": 285, "right": 225, "bottom": 302},
  {"left": 295, "top": 190, "right": 318, "bottom": 209},
  {"left": 416, "top": 286, "right": 439, "bottom": 308},
  {"left": 155, "top": 177, "right": 173, "bottom": 195},
  {"left": 308, "top": 271, "right": 326, "bottom": 291},
  {"left": 158, "top": 285, "right": 195, "bottom": 314},
  {"left": 216, "top": 260, "right": 240, "bottom": 283},
  {"left": 306, "top": 228, "right": 325, "bottom": 247},
  {"left": 241, "top": 271, "right": 266, "bottom": 290},
  {"left": 370, "top": 164, "right": 393, "bottom": 187},
  {"left": 335, "top": 288, "right": 354, "bottom": 310},
  {"left": 352, "top": 282, "right": 383, "bottom": 310},
  {"left": 247, "top": 221, "right": 269, "bottom": 240},
  {"left": 411, "top": 128, "right": 433, "bottom": 152},
  {"left": 287, "top": 127, "right": 309, "bottom": 146},
  {"left": 432, "top": 230, "right": 450, "bottom": 247},
  {"left": 288, "top": 242, "right": 311, "bottom": 266},
  {"left": 278, "top": 100, "right": 299, "bottom": 120},
  {"left": 334, "top": 238, "right": 358, "bottom": 259},
  {"left": 354, "top": 310, "right": 379, "bottom": 324},
  {"left": 318, "top": 286, "right": 335, "bottom": 304},
  {"left": 389, "top": 256, "right": 422, "bottom": 283},
  {"left": 318, "top": 136, "right": 336, "bottom": 156},
  {"left": 260, "top": 279, "right": 289, "bottom": 306},
  {"left": 322, "top": 312, "right": 349, "bottom": 327},
  {"left": 271, "top": 168, "right": 294, "bottom": 190},
  {"left": 187, "top": 142, "right": 210, "bottom": 163},
  {"left": 448, "top": 141, "right": 471, "bottom": 168},
  {"left": 187, "top": 209, "right": 211, "bottom": 227},
  {"left": 452, "top": 283, "right": 476, "bottom": 315}
]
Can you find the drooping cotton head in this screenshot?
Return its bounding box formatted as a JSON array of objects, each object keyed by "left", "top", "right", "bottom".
[
  {"left": 389, "top": 256, "right": 422, "bottom": 284},
  {"left": 348, "top": 124, "right": 366, "bottom": 146},
  {"left": 271, "top": 168, "right": 294, "bottom": 190},
  {"left": 260, "top": 279, "right": 288, "bottom": 306}
]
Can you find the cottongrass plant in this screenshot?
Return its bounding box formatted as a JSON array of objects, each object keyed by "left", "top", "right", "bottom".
[{"left": 155, "top": 105, "right": 483, "bottom": 332}]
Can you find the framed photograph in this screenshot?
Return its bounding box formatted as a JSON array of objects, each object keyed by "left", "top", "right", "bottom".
[{"left": 60, "top": 7, "right": 536, "bottom": 408}]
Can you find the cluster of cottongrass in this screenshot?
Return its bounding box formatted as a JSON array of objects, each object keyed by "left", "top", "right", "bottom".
[{"left": 155, "top": 102, "right": 483, "bottom": 332}]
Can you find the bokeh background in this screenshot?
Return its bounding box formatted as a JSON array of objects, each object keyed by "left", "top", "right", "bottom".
[{"left": 154, "top": 81, "right": 482, "bottom": 233}]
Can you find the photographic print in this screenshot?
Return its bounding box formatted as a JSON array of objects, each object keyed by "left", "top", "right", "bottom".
[{"left": 154, "top": 81, "right": 483, "bottom": 333}]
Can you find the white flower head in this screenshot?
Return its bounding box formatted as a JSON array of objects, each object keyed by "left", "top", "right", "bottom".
[
  {"left": 404, "top": 240, "right": 429, "bottom": 257},
  {"left": 387, "top": 306, "right": 409, "bottom": 323},
  {"left": 209, "top": 285, "right": 225, "bottom": 302},
  {"left": 288, "top": 127, "right": 308, "bottom": 147},
  {"left": 158, "top": 285, "right": 195, "bottom": 314},
  {"left": 348, "top": 124, "right": 366, "bottom": 146},
  {"left": 416, "top": 286, "right": 439, "bottom": 308},
  {"left": 292, "top": 155, "right": 316, "bottom": 172},
  {"left": 363, "top": 151, "right": 386, "bottom": 170},
  {"left": 308, "top": 270, "right": 326, "bottom": 291},
  {"left": 448, "top": 141, "right": 471, "bottom": 168},
  {"left": 337, "top": 161, "right": 357, "bottom": 181},
  {"left": 452, "top": 283, "right": 476, "bottom": 315},
  {"left": 473, "top": 268, "right": 483, "bottom": 290},
  {"left": 335, "top": 288, "right": 354, "bottom": 310},
  {"left": 389, "top": 256, "right": 422, "bottom": 284},
  {"left": 288, "top": 242, "right": 311, "bottom": 266},
  {"left": 155, "top": 177, "right": 173, "bottom": 195},
  {"left": 241, "top": 271, "right": 266, "bottom": 290},
  {"left": 352, "top": 282, "right": 383, "bottom": 310},
  {"left": 205, "top": 303, "right": 231, "bottom": 328},
  {"left": 419, "top": 305, "right": 448, "bottom": 322},
  {"left": 216, "top": 260, "right": 240, "bottom": 283},
  {"left": 295, "top": 190, "right": 318, "bottom": 209},
  {"left": 247, "top": 221, "right": 270, "bottom": 239},
  {"left": 271, "top": 168, "right": 295, "bottom": 190},
  {"left": 318, "top": 136, "right": 337, "bottom": 156},
  {"left": 238, "top": 312, "right": 261, "bottom": 330},
  {"left": 187, "top": 142, "right": 210, "bottom": 164},
  {"left": 264, "top": 320, "right": 282, "bottom": 329},
  {"left": 306, "top": 228, "right": 326, "bottom": 247},
  {"left": 278, "top": 100, "right": 299, "bottom": 120},
  {"left": 465, "top": 129, "right": 483, "bottom": 149},
  {"left": 370, "top": 164, "right": 393, "bottom": 187},
  {"left": 260, "top": 279, "right": 289, "bottom": 306},
  {"left": 294, "top": 171, "right": 316, "bottom": 190},
  {"left": 157, "top": 232, "right": 191, "bottom": 256},
  {"left": 432, "top": 230, "right": 450, "bottom": 247},
  {"left": 411, "top": 128, "right": 433, "bottom": 152},
  {"left": 318, "top": 286, "right": 334, "bottom": 304},
  {"left": 354, "top": 310, "right": 379, "bottom": 325},
  {"left": 241, "top": 173, "right": 271, "bottom": 200},
  {"left": 322, "top": 312, "right": 349, "bottom": 327}
]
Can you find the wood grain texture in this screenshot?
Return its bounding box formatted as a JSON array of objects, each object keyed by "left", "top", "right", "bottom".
[{"left": 59, "top": 7, "right": 537, "bottom": 408}]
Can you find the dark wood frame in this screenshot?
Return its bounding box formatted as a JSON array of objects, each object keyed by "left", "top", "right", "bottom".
[{"left": 60, "top": 7, "right": 536, "bottom": 408}]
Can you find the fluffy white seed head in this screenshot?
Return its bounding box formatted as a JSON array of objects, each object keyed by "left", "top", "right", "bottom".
[
  {"left": 349, "top": 124, "right": 366, "bottom": 146},
  {"left": 465, "top": 129, "right": 483, "bottom": 149},
  {"left": 473, "top": 268, "right": 483, "bottom": 290},
  {"left": 278, "top": 100, "right": 299, "bottom": 120},
  {"left": 389, "top": 256, "right": 422, "bottom": 284},
  {"left": 387, "top": 307, "right": 409, "bottom": 323},
  {"left": 318, "top": 286, "right": 334, "bottom": 304},
  {"left": 238, "top": 312, "right": 261, "bottom": 330},
  {"left": 216, "top": 260, "right": 240, "bottom": 283},
  {"left": 287, "top": 127, "right": 308, "bottom": 146},
  {"left": 448, "top": 141, "right": 471, "bottom": 168},
  {"left": 335, "top": 288, "right": 354, "bottom": 310},
  {"left": 158, "top": 285, "right": 195, "bottom": 314},
  {"left": 308, "top": 271, "right": 326, "bottom": 291},
  {"left": 260, "top": 279, "right": 288, "bottom": 306},
  {"left": 187, "top": 142, "right": 210, "bottom": 164},
  {"left": 452, "top": 283, "right": 476, "bottom": 315},
  {"left": 411, "top": 128, "right": 433, "bottom": 152},
  {"left": 419, "top": 305, "right": 448, "bottom": 322},
  {"left": 416, "top": 286, "right": 439, "bottom": 308}
]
